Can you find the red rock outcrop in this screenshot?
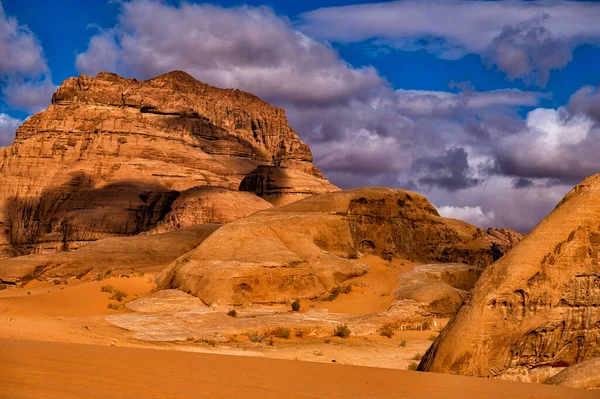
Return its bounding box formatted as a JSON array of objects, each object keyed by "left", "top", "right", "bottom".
[
  {"left": 0, "top": 71, "right": 336, "bottom": 257},
  {"left": 155, "top": 187, "right": 522, "bottom": 305},
  {"left": 419, "top": 174, "right": 600, "bottom": 382}
]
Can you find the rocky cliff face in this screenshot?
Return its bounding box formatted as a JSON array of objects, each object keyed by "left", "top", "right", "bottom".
[
  {"left": 419, "top": 174, "right": 600, "bottom": 382},
  {"left": 155, "top": 188, "right": 522, "bottom": 305},
  {"left": 0, "top": 71, "right": 336, "bottom": 257}
]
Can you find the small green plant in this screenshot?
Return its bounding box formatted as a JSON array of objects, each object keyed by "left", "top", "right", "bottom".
[
  {"left": 100, "top": 285, "right": 114, "bottom": 293},
  {"left": 382, "top": 252, "right": 393, "bottom": 262},
  {"left": 107, "top": 303, "right": 119, "bottom": 310},
  {"left": 291, "top": 299, "right": 301, "bottom": 312},
  {"left": 428, "top": 334, "right": 438, "bottom": 341},
  {"left": 407, "top": 362, "right": 418, "bottom": 371},
  {"left": 379, "top": 324, "right": 395, "bottom": 338},
  {"left": 333, "top": 324, "right": 351, "bottom": 338},
  {"left": 227, "top": 309, "right": 238, "bottom": 318},
  {"left": 110, "top": 289, "right": 128, "bottom": 302},
  {"left": 272, "top": 327, "right": 291, "bottom": 339},
  {"left": 412, "top": 353, "right": 423, "bottom": 361},
  {"left": 249, "top": 333, "right": 265, "bottom": 343},
  {"left": 399, "top": 339, "right": 407, "bottom": 347}
]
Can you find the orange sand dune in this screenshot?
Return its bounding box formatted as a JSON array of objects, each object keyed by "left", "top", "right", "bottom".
[{"left": 1, "top": 339, "right": 596, "bottom": 399}]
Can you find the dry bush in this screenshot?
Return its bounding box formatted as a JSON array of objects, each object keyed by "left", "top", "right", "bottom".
[
  {"left": 407, "top": 362, "right": 418, "bottom": 371},
  {"left": 412, "top": 353, "right": 423, "bottom": 361},
  {"left": 291, "top": 299, "right": 301, "bottom": 312},
  {"left": 110, "top": 289, "right": 128, "bottom": 302},
  {"left": 107, "top": 303, "right": 119, "bottom": 310},
  {"left": 272, "top": 327, "right": 291, "bottom": 339},
  {"left": 227, "top": 309, "right": 238, "bottom": 317},
  {"left": 333, "top": 324, "right": 351, "bottom": 338},
  {"left": 100, "top": 285, "right": 114, "bottom": 293},
  {"left": 379, "top": 324, "right": 395, "bottom": 338},
  {"left": 399, "top": 339, "right": 407, "bottom": 347},
  {"left": 428, "top": 334, "right": 438, "bottom": 341}
]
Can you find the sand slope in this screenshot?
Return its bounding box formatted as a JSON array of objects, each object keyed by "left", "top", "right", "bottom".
[{"left": 1, "top": 339, "right": 596, "bottom": 399}]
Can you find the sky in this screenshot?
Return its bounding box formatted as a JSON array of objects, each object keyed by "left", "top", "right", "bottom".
[{"left": 1, "top": 0, "right": 600, "bottom": 232}]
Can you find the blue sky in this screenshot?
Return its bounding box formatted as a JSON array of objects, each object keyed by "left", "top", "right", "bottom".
[{"left": 1, "top": 0, "right": 600, "bottom": 231}]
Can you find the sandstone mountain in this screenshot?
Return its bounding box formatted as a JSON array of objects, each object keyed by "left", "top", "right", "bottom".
[
  {"left": 155, "top": 187, "right": 522, "bottom": 305},
  {"left": 419, "top": 174, "right": 600, "bottom": 382},
  {"left": 0, "top": 71, "right": 336, "bottom": 258}
]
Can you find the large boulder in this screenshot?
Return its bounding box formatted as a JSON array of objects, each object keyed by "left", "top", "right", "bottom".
[
  {"left": 0, "top": 71, "right": 336, "bottom": 258},
  {"left": 155, "top": 188, "right": 522, "bottom": 305},
  {"left": 419, "top": 174, "right": 600, "bottom": 382},
  {"left": 543, "top": 357, "right": 600, "bottom": 389}
]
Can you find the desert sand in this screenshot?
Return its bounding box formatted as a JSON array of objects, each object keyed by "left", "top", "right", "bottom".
[{"left": 1, "top": 257, "right": 594, "bottom": 398}]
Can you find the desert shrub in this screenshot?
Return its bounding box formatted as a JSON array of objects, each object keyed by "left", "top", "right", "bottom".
[
  {"left": 325, "top": 287, "right": 339, "bottom": 301},
  {"left": 412, "top": 353, "right": 423, "bottom": 361},
  {"left": 339, "top": 285, "right": 352, "bottom": 294},
  {"left": 348, "top": 251, "right": 358, "bottom": 259},
  {"left": 428, "top": 334, "right": 438, "bottom": 341},
  {"left": 272, "top": 327, "right": 291, "bottom": 339},
  {"left": 0, "top": 283, "right": 6, "bottom": 291},
  {"left": 407, "top": 362, "right": 418, "bottom": 371},
  {"left": 27, "top": 292, "right": 31, "bottom": 295},
  {"left": 107, "top": 303, "right": 119, "bottom": 310},
  {"left": 291, "top": 299, "right": 301, "bottom": 312},
  {"left": 333, "top": 324, "right": 351, "bottom": 338},
  {"left": 399, "top": 339, "right": 407, "bottom": 347},
  {"left": 53, "top": 279, "right": 62, "bottom": 285},
  {"left": 201, "top": 339, "right": 216, "bottom": 347},
  {"left": 227, "top": 309, "right": 238, "bottom": 318},
  {"left": 101, "top": 285, "right": 114, "bottom": 293},
  {"left": 379, "top": 324, "right": 395, "bottom": 338},
  {"left": 295, "top": 330, "right": 304, "bottom": 338},
  {"left": 382, "top": 252, "right": 393, "bottom": 262},
  {"left": 249, "top": 333, "right": 265, "bottom": 343},
  {"left": 110, "top": 289, "right": 128, "bottom": 302}
]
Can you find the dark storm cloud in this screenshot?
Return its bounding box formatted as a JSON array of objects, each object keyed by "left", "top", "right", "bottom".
[{"left": 413, "top": 147, "right": 482, "bottom": 191}]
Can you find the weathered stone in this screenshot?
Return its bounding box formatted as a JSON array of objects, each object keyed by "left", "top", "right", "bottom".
[
  {"left": 155, "top": 188, "right": 521, "bottom": 305},
  {"left": 0, "top": 71, "right": 335, "bottom": 258},
  {"left": 543, "top": 357, "right": 600, "bottom": 389},
  {"left": 419, "top": 175, "right": 600, "bottom": 383}
]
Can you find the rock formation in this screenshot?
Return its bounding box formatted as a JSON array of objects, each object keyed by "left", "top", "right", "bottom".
[
  {"left": 0, "top": 224, "right": 220, "bottom": 284},
  {"left": 0, "top": 71, "right": 336, "bottom": 258},
  {"left": 419, "top": 174, "right": 600, "bottom": 382},
  {"left": 155, "top": 187, "right": 522, "bottom": 305},
  {"left": 396, "top": 263, "right": 483, "bottom": 317},
  {"left": 543, "top": 357, "right": 600, "bottom": 389}
]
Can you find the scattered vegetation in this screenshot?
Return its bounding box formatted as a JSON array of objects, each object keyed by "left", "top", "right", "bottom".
[
  {"left": 107, "top": 303, "right": 120, "bottom": 310},
  {"left": 109, "top": 289, "right": 128, "bottom": 302},
  {"left": 186, "top": 337, "right": 217, "bottom": 347},
  {"left": 227, "top": 309, "right": 238, "bottom": 318},
  {"left": 399, "top": 339, "right": 407, "bottom": 347},
  {"left": 291, "top": 299, "right": 301, "bottom": 312},
  {"left": 379, "top": 324, "right": 395, "bottom": 338},
  {"left": 324, "top": 285, "right": 352, "bottom": 301},
  {"left": 0, "top": 283, "right": 6, "bottom": 291},
  {"left": 324, "top": 339, "right": 331, "bottom": 344},
  {"left": 382, "top": 252, "right": 393, "bottom": 262},
  {"left": 272, "top": 327, "right": 291, "bottom": 339},
  {"left": 266, "top": 338, "right": 274, "bottom": 346},
  {"left": 249, "top": 333, "right": 266, "bottom": 343},
  {"left": 407, "top": 362, "right": 418, "bottom": 371},
  {"left": 53, "top": 279, "right": 62, "bottom": 285},
  {"left": 333, "top": 324, "right": 351, "bottom": 338},
  {"left": 428, "top": 334, "right": 438, "bottom": 341},
  {"left": 412, "top": 353, "right": 424, "bottom": 361},
  {"left": 348, "top": 251, "right": 358, "bottom": 259},
  {"left": 100, "top": 285, "right": 114, "bottom": 293},
  {"left": 131, "top": 269, "right": 145, "bottom": 277}
]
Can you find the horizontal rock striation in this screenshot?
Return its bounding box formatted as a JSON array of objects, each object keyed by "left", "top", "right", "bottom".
[{"left": 0, "top": 71, "right": 335, "bottom": 257}]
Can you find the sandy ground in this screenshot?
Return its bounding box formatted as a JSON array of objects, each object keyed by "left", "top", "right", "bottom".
[{"left": 0, "top": 257, "right": 595, "bottom": 398}]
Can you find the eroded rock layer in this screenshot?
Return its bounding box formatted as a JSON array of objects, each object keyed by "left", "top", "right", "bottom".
[
  {"left": 0, "top": 71, "right": 336, "bottom": 257},
  {"left": 419, "top": 174, "right": 600, "bottom": 382},
  {"left": 155, "top": 187, "right": 521, "bottom": 305}
]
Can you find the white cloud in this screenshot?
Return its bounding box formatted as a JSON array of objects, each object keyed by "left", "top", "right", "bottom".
[
  {"left": 437, "top": 205, "right": 495, "bottom": 227},
  {"left": 299, "top": 1, "right": 600, "bottom": 86},
  {"left": 0, "top": 113, "right": 21, "bottom": 146},
  {"left": 75, "top": 0, "right": 382, "bottom": 106},
  {"left": 0, "top": 3, "right": 54, "bottom": 112}
]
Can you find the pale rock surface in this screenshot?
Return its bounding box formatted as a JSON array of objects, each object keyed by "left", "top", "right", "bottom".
[
  {"left": 0, "top": 71, "right": 335, "bottom": 257},
  {"left": 156, "top": 188, "right": 522, "bottom": 305},
  {"left": 0, "top": 224, "right": 219, "bottom": 284},
  {"left": 419, "top": 174, "right": 600, "bottom": 382},
  {"left": 543, "top": 357, "right": 600, "bottom": 389}
]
